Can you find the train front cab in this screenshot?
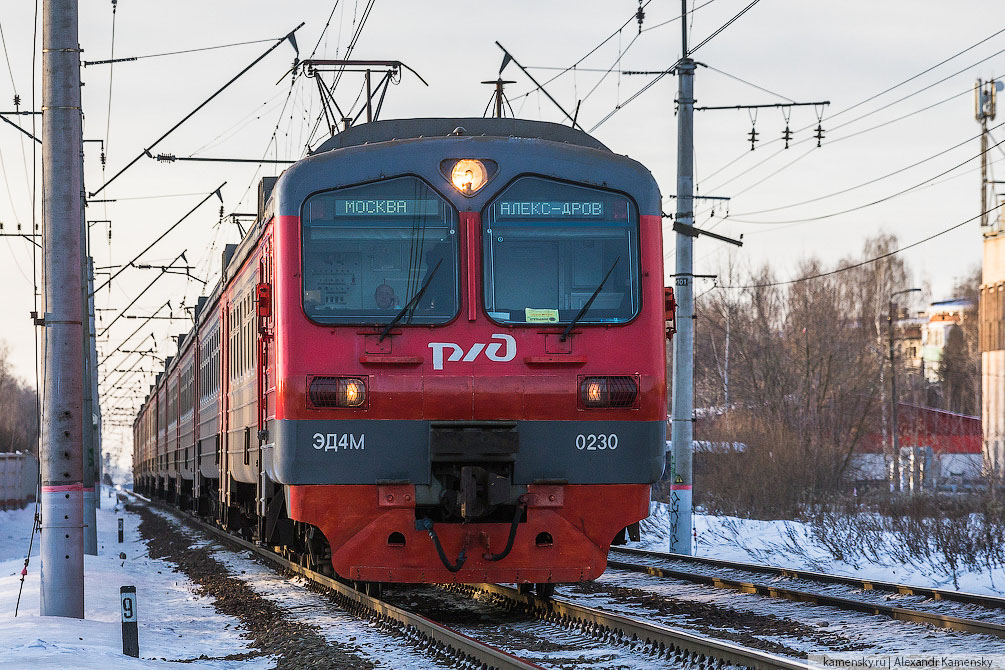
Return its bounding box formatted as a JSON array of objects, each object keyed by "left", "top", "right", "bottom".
[{"left": 265, "top": 120, "right": 667, "bottom": 584}]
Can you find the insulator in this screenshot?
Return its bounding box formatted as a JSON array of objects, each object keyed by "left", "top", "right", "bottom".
[
  {"left": 748, "top": 126, "right": 759, "bottom": 151},
  {"left": 782, "top": 125, "right": 793, "bottom": 149},
  {"left": 636, "top": 0, "right": 645, "bottom": 33},
  {"left": 13, "top": 94, "right": 20, "bottom": 109},
  {"left": 815, "top": 123, "right": 825, "bottom": 147}
]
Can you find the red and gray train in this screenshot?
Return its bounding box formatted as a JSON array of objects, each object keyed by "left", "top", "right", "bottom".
[{"left": 133, "top": 117, "right": 670, "bottom": 590}]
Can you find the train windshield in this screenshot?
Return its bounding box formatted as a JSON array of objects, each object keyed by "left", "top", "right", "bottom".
[
  {"left": 301, "top": 177, "right": 459, "bottom": 324},
  {"left": 483, "top": 177, "right": 639, "bottom": 326}
]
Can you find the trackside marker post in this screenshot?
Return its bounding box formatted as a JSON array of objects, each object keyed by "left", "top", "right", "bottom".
[
  {"left": 118, "top": 518, "right": 123, "bottom": 543},
  {"left": 120, "top": 586, "right": 139, "bottom": 657}
]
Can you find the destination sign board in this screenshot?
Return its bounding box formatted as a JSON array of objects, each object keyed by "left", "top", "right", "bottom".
[
  {"left": 496, "top": 201, "right": 605, "bottom": 218},
  {"left": 332, "top": 199, "right": 440, "bottom": 217}
]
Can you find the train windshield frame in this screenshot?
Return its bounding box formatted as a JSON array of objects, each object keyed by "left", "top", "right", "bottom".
[
  {"left": 482, "top": 176, "right": 640, "bottom": 327},
  {"left": 300, "top": 176, "right": 460, "bottom": 326}
]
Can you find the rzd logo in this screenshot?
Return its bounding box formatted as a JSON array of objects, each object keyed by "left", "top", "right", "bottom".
[{"left": 428, "top": 334, "right": 516, "bottom": 370}]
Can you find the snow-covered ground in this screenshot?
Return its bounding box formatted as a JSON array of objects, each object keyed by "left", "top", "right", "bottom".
[
  {"left": 3, "top": 494, "right": 1003, "bottom": 668},
  {"left": 0, "top": 491, "right": 272, "bottom": 669},
  {"left": 633, "top": 501, "right": 1005, "bottom": 596}
]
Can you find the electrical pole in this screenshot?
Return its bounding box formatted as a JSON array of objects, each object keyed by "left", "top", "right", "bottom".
[
  {"left": 90, "top": 259, "right": 101, "bottom": 507},
  {"left": 976, "top": 79, "right": 999, "bottom": 230},
  {"left": 82, "top": 142, "right": 96, "bottom": 554},
  {"left": 670, "top": 0, "right": 695, "bottom": 555},
  {"left": 40, "top": 0, "right": 85, "bottom": 617}
]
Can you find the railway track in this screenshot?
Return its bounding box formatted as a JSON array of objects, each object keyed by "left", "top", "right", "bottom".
[
  {"left": 130, "top": 494, "right": 540, "bottom": 670},
  {"left": 133, "top": 494, "right": 811, "bottom": 670},
  {"left": 609, "top": 545, "right": 1005, "bottom": 638},
  {"left": 460, "top": 582, "right": 808, "bottom": 670}
]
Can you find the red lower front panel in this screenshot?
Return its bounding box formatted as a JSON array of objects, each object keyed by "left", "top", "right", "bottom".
[{"left": 287, "top": 483, "right": 649, "bottom": 583}]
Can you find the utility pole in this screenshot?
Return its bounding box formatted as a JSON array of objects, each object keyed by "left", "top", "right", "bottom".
[
  {"left": 81, "top": 142, "right": 96, "bottom": 554},
  {"left": 888, "top": 288, "right": 919, "bottom": 493},
  {"left": 90, "top": 259, "right": 101, "bottom": 507},
  {"left": 40, "top": 0, "right": 85, "bottom": 617},
  {"left": 976, "top": 79, "right": 999, "bottom": 230},
  {"left": 670, "top": 0, "right": 695, "bottom": 555}
]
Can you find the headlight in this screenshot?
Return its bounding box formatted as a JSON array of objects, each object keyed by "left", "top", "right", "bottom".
[
  {"left": 450, "top": 159, "right": 488, "bottom": 195},
  {"left": 579, "top": 376, "right": 638, "bottom": 408},
  {"left": 308, "top": 376, "right": 367, "bottom": 408}
]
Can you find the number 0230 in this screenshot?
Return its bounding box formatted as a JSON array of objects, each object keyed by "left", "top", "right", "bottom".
[{"left": 575, "top": 433, "right": 618, "bottom": 450}]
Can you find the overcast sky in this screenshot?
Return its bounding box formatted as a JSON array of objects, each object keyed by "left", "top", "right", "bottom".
[{"left": 0, "top": 1, "right": 1003, "bottom": 466}]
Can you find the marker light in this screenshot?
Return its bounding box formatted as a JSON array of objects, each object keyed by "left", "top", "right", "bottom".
[
  {"left": 579, "top": 376, "right": 639, "bottom": 409},
  {"left": 308, "top": 376, "right": 367, "bottom": 408},
  {"left": 451, "top": 159, "right": 488, "bottom": 195}
]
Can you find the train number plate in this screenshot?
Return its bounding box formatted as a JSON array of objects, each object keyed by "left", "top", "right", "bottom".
[
  {"left": 312, "top": 433, "right": 365, "bottom": 452},
  {"left": 575, "top": 433, "right": 619, "bottom": 451}
]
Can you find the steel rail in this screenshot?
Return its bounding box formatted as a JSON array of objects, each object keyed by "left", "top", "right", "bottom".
[
  {"left": 611, "top": 546, "right": 1005, "bottom": 609},
  {"left": 131, "top": 492, "right": 813, "bottom": 669},
  {"left": 128, "top": 494, "right": 543, "bottom": 670},
  {"left": 608, "top": 549, "right": 1005, "bottom": 638},
  {"left": 466, "top": 582, "right": 809, "bottom": 670}
]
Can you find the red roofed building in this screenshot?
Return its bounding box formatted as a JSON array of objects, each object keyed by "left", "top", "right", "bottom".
[{"left": 854, "top": 403, "right": 983, "bottom": 489}]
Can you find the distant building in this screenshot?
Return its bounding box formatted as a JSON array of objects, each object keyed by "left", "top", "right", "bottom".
[
  {"left": 893, "top": 311, "right": 925, "bottom": 374},
  {"left": 894, "top": 298, "right": 974, "bottom": 382},
  {"left": 922, "top": 298, "right": 974, "bottom": 383},
  {"left": 854, "top": 403, "right": 983, "bottom": 490},
  {"left": 981, "top": 204, "right": 1005, "bottom": 478}
]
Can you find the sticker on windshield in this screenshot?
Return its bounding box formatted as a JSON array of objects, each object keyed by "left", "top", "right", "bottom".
[{"left": 525, "top": 308, "right": 559, "bottom": 323}]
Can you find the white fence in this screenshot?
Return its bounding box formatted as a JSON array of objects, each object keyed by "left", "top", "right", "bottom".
[{"left": 0, "top": 452, "right": 37, "bottom": 509}]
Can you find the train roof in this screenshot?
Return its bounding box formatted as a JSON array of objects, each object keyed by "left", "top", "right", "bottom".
[{"left": 312, "top": 118, "right": 610, "bottom": 154}]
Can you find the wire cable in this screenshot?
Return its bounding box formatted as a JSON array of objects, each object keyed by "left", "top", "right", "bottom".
[
  {"left": 589, "top": 60, "right": 680, "bottom": 132},
  {"left": 510, "top": 0, "right": 656, "bottom": 103},
  {"left": 89, "top": 26, "right": 303, "bottom": 197},
  {"left": 92, "top": 184, "right": 224, "bottom": 295},
  {"left": 689, "top": 0, "right": 761, "bottom": 55},
  {"left": 725, "top": 133, "right": 1005, "bottom": 225},
  {"left": 641, "top": 0, "right": 719, "bottom": 33},
  {"left": 85, "top": 37, "right": 281, "bottom": 66},
  {"left": 720, "top": 203, "right": 1003, "bottom": 290},
  {"left": 308, "top": 2, "right": 341, "bottom": 60},
  {"left": 697, "top": 38, "right": 1005, "bottom": 193},
  {"left": 826, "top": 25, "right": 1005, "bottom": 126},
  {"left": 729, "top": 120, "right": 1005, "bottom": 217},
  {"left": 590, "top": 1, "right": 764, "bottom": 131},
  {"left": 701, "top": 63, "right": 795, "bottom": 103}
]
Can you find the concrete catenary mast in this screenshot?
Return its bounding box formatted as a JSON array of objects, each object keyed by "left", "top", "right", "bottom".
[
  {"left": 39, "top": 0, "right": 85, "bottom": 617},
  {"left": 670, "top": 0, "right": 695, "bottom": 555}
]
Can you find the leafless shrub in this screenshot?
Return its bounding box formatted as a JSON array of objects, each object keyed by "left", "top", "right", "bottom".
[{"left": 803, "top": 493, "right": 1005, "bottom": 588}]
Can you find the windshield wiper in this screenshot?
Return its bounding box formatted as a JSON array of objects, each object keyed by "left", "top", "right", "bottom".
[
  {"left": 378, "top": 258, "right": 444, "bottom": 342},
  {"left": 561, "top": 256, "right": 620, "bottom": 342}
]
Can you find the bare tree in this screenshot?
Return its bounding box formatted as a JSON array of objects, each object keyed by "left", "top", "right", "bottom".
[
  {"left": 0, "top": 341, "right": 39, "bottom": 455},
  {"left": 693, "top": 235, "right": 911, "bottom": 516}
]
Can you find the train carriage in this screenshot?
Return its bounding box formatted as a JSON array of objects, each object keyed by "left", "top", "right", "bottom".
[{"left": 134, "top": 117, "right": 670, "bottom": 588}]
